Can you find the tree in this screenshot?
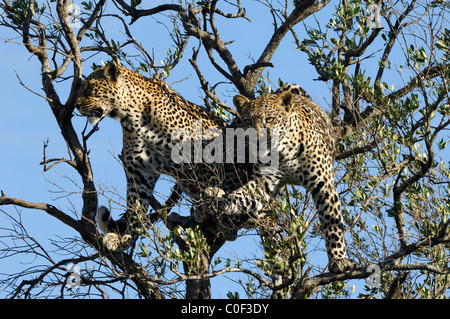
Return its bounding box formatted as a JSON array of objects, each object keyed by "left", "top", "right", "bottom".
[{"left": 0, "top": 0, "right": 449, "bottom": 299}]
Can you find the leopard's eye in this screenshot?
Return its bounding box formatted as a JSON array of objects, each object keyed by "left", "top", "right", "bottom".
[
  {"left": 265, "top": 117, "right": 275, "bottom": 124},
  {"left": 243, "top": 118, "right": 253, "bottom": 125}
]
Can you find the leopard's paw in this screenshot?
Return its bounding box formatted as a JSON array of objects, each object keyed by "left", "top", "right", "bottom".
[
  {"left": 102, "top": 233, "right": 134, "bottom": 252},
  {"left": 204, "top": 186, "right": 226, "bottom": 199},
  {"left": 102, "top": 232, "right": 122, "bottom": 252},
  {"left": 328, "top": 258, "right": 357, "bottom": 274}
]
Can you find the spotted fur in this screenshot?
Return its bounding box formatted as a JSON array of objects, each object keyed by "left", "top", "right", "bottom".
[
  {"left": 75, "top": 62, "right": 248, "bottom": 251},
  {"left": 75, "top": 66, "right": 354, "bottom": 273},
  {"left": 201, "top": 86, "right": 355, "bottom": 273}
]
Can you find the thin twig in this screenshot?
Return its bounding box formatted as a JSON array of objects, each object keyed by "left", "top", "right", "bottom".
[{"left": 15, "top": 72, "right": 53, "bottom": 102}]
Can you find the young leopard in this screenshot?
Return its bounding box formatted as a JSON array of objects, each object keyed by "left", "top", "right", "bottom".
[
  {"left": 201, "top": 88, "right": 355, "bottom": 273},
  {"left": 75, "top": 61, "right": 250, "bottom": 251}
]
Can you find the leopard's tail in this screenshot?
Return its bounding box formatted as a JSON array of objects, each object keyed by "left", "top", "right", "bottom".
[
  {"left": 97, "top": 206, "right": 111, "bottom": 233},
  {"left": 97, "top": 206, "right": 128, "bottom": 235}
]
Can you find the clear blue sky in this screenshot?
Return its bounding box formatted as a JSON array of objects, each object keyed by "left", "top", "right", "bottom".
[{"left": 0, "top": 1, "right": 389, "bottom": 298}]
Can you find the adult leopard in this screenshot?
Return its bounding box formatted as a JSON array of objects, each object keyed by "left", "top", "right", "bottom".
[
  {"left": 75, "top": 63, "right": 352, "bottom": 272},
  {"left": 75, "top": 61, "right": 250, "bottom": 251},
  {"left": 199, "top": 88, "right": 355, "bottom": 273}
]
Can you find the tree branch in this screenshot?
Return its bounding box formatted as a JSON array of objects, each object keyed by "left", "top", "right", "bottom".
[
  {"left": 0, "top": 191, "right": 81, "bottom": 232},
  {"left": 293, "top": 230, "right": 450, "bottom": 298},
  {"left": 243, "top": 0, "right": 332, "bottom": 94},
  {"left": 189, "top": 46, "right": 237, "bottom": 115}
]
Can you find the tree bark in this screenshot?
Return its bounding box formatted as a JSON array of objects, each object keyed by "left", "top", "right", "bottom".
[{"left": 183, "top": 233, "right": 225, "bottom": 299}]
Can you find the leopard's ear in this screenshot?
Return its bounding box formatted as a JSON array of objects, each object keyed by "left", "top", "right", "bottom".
[
  {"left": 103, "top": 61, "right": 121, "bottom": 81},
  {"left": 233, "top": 94, "right": 251, "bottom": 116},
  {"left": 276, "top": 90, "right": 293, "bottom": 112}
]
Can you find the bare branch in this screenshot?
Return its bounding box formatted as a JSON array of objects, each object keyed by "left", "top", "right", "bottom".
[
  {"left": 0, "top": 191, "right": 81, "bottom": 232},
  {"left": 112, "top": 0, "right": 184, "bottom": 24},
  {"left": 244, "top": 0, "right": 332, "bottom": 92},
  {"left": 375, "top": 0, "right": 418, "bottom": 84},
  {"left": 189, "top": 46, "right": 237, "bottom": 115},
  {"left": 14, "top": 71, "right": 52, "bottom": 102}
]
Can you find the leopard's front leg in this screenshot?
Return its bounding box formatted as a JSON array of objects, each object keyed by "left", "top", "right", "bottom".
[
  {"left": 98, "top": 167, "right": 158, "bottom": 252},
  {"left": 309, "top": 178, "right": 356, "bottom": 273}
]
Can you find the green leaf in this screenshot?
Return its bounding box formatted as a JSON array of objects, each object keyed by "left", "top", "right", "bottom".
[
  {"left": 131, "top": 0, "right": 142, "bottom": 8},
  {"left": 226, "top": 291, "right": 240, "bottom": 299},
  {"left": 163, "top": 68, "right": 170, "bottom": 77},
  {"left": 81, "top": 1, "right": 93, "bottom": 10}
]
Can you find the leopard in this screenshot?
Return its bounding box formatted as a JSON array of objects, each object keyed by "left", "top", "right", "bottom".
[
  {"left": 189, "top": 85, "right": 311, "bottom": 232},
  {"left": 75, "top": 61, "right": 253, "bottom": 251},
  {"left": 199, "top": 87, "right": 356, "bottom": 273},
  {"left": 75, "top": 63, "right": 353, "bottom": 272}
]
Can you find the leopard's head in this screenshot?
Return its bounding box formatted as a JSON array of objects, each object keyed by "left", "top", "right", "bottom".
[
  {"left": 233, "top": 90, "right": 293, "bottom": 139},
  {"left": 75, "top": 62, "right": 127, "bottom": 125}
]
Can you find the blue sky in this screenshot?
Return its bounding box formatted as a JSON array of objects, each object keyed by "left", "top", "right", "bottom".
[{"left": 0, "top": 0, "right": 405, "bottom": 298}]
